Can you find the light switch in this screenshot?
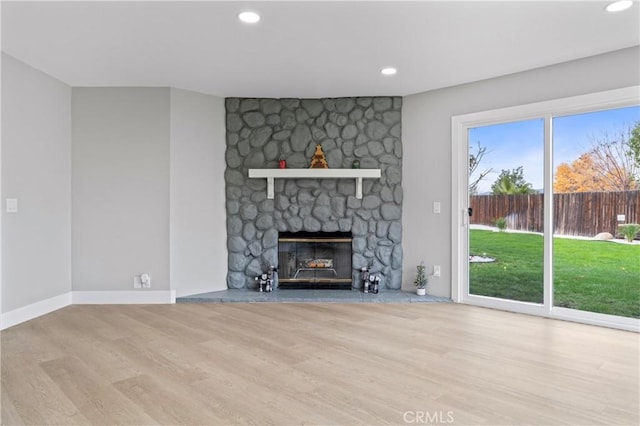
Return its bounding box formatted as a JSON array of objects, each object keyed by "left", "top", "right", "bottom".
[
  {"left": 6, "top": 199, "right": 18, "bottom": 213},
  {"left": 433, "top": 265, "right": 441, "bottom": 277},
  {"left": 433, "top": 201, "right": 441, "bottom": 214}
]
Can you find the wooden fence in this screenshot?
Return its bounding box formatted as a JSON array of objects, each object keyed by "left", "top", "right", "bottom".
[{"left": 470, "top": 190, "right": 640, "bottom": 237}]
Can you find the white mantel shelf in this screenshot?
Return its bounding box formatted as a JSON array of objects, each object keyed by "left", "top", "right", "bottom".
[{"left": 248, "top": 168, "right": 382, "bottom": 199}]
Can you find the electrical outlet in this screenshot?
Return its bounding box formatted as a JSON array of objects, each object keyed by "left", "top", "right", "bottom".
[
  {"left": 141, "top": 275, "right": 151, "bottom": 288},
  {"left": 433, "top": 265, "right": 441, "bottom": 277},
  {"left": 6, "top": 199, "right": 18, "bottom": 213},
  {"left": 133, "top": 274, "right": 151, "bottom": 288}
]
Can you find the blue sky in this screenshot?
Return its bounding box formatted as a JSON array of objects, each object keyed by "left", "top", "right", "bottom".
[{"left": 469, "top": 105, "right": 640, "bottom": 193}]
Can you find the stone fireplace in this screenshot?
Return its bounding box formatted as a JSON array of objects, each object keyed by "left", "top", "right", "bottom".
[{"left": 225, "top": 97, "right": 403, "bottom": 290}]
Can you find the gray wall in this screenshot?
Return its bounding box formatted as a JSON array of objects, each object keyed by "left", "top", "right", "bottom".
[
  {"left": 72, "top": 87, "right": 226, "bottom": 296},
  {"left": 402, "top": 46, "right": 640, "bottom": 297},
  {"left": 72, "top": 88, "right": 171, "bottom": 291},
  {"left": 170, "top": 88, "right": 227, "bottom": 296},
  {"left": 1, "top": 53, "right": 72, "bottom": 312}
]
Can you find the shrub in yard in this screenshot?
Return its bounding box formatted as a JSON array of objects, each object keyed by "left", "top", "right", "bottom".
[
  {"left": 494, "top": 217, "right": 507, "bottom": 232},
  {"left": 618, "top": 223, "right": 640, "bottom": 242}
]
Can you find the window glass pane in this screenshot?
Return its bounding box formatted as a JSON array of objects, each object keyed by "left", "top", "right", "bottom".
[
  {"left": 552, "top": 106, "right": 640, "bottom": 318},
  {"left": 468, "top": 119, "right": 544, "bottom": 303}
]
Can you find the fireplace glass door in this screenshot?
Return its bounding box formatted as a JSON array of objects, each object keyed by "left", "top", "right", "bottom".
[{"left": 278, "top": 232, "right": 352, "bottom": 289}]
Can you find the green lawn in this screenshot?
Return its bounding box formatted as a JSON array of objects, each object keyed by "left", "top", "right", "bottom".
[{"left": 470, "top": 229, "right": 640, "bottom": 318}]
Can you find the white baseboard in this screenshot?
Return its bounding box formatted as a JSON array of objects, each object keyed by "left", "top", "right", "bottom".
[
  {"left": 0, "top": 292, "right": 72, "bottom": 330},
  {"left": 0, "top": 290, "right": 176, "bottom": 330},
  {"left": 550, "top": 307, "right": 640, "bottom": 333},
  {"left": 72, "top": 290, "right": 176, "bottom": 304}
]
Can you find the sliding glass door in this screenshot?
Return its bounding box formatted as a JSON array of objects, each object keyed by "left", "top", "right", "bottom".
[
  {"left": 552, "top": 107, "right": 640, "bottom": 319},
  {"left": 451, "top": 87, "right": 639, "bottom": 330},
  {"left": 468, "top": 119, "right": 545, "bottom": 304}
]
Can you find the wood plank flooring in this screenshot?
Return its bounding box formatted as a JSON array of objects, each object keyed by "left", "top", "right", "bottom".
[{"left": 1, "top": 303, "right": 638, "bottom": 425}]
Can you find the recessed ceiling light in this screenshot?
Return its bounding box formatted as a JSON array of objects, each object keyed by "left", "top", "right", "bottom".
[
  {"left": 605, "top": 1, "right": 633, "bottom": 12},
  {"left": 238, "top": 11, "right": 260, "bottom": 24},
  {"left": 381, "top": 67, "right": 397, "bottom": 76}
]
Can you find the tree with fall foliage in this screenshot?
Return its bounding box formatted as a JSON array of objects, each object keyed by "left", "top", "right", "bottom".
[
  {"left": 554, "top": 153, "right": 609, "bottom": 192},
  {"left": 554, "top": 123, "right": 639, "bottom": 193}
]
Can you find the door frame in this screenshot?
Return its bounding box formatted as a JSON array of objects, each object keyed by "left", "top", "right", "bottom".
[{"left": 451, "top": 86, "right": 640, "bottom": 332}]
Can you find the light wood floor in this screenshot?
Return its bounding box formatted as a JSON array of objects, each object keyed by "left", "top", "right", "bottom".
[{"left": 1, "top": 303, "right": 638, "bottom": 425}]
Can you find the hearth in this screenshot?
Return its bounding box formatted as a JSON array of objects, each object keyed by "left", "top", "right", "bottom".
[{"left": 278, "top": 232, "right": 352, "bottom": 289}]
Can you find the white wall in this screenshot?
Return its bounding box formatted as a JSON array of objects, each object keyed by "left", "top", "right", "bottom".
[
  {"left": 1, "top": 53, "right": 72, "bottom": 313},
  {"left": 402, "top": 46, "right": 640, "bottom": 297},
  {"left": 72, "top": 88, "right": 171, "bottom": 292},
  {"left": 169, "top": 88, "right": 227, "bottom": 296}
]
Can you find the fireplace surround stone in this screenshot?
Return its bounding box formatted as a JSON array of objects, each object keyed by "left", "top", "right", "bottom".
[{"left": 225, "top": 97, "right": 402, "bottom": 290}]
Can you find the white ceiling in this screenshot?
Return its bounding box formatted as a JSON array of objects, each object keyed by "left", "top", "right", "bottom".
[{"left": 2, "top": 1, "right": 639, "bottom": 98}]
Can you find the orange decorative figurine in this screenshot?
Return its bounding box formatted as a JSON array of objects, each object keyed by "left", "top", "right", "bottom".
[{"left": 309, "top": 144, "right": 329, "bottom": 168}]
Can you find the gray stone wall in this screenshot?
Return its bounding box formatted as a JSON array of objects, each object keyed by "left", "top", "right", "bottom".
[{"left": 225, "top": 97, "right": 402, "bottom": 289}]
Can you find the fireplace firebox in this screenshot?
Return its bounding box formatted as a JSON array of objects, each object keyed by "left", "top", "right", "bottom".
[{"left": 278, "top": 232, "right": 352, "bottom": 289}]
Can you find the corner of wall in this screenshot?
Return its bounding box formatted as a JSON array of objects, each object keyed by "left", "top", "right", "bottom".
[
  {"left": 0, "top": 292, "right": 72, "bottom": 331},
  {"left": 71, "top": 87, "right": 171, "bottom": 293},
  {"left": 1, "top": 53, "right": 73, "bottom": 316},
  {"left": 169, "top": 88, "right": 227, "bottom": 297}
]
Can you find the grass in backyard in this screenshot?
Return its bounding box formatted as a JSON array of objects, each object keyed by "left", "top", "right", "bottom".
[
  {"left": 470, "top": 231, "right": 544, "bottom": 304},
  {"left": 470, "top": 229, "right": 640, "bottom": 318}
]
